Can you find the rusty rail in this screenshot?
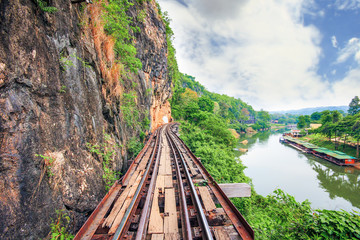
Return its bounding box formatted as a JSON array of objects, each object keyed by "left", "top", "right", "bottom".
[
  {"left": 167, "top": 129, "right": 214, "bottom": 240},
  {"left": 112, "top": 128, "right": 162, "bottom": 240},
  {"left": 73, "top": 129, "right": 159, "bottom": 240},
  {"left": 134, "top": 127, "right": 164, "bottom": 240},
  {"left": 171, "top": 126, "right": 255, "bottom": 239},
  {"left": 74, "top": 123, "right": 254, "bottom": 240},
  {"left": 166, "top": 130, "right": 193, "bottom": 240}
]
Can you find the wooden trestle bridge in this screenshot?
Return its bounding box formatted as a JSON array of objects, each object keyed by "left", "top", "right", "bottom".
[{"left": 74, "top": 123, "right": 254, "bottom": 240}]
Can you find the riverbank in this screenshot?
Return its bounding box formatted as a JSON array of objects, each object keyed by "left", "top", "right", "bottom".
[{"left": 235, "top": 133, "right": 360, "bottom": 239}]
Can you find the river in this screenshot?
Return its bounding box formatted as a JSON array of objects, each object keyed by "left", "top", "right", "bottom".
[{"left": 236, "top": 132, "right": 360, "bottom": 212}]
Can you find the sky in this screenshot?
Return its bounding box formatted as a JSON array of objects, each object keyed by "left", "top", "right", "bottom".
[{"left": 156, "top": 0, "right": 360, "bottom": 111}]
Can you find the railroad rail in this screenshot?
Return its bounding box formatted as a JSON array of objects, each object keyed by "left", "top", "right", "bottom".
[{"left": 74, "top": 123, "right": 254, "bottom": 240}]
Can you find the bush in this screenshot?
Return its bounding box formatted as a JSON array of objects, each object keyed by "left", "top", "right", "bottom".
[
  {"left": 233, "top": 189, "right": 360, "bottom": 240},
  {"left": 179, "top": 121, "right": 248, "bottom": 183},
  {"left": 50, "top": 209, "right": 73, "bottom": 240},
  {"left": 127, "top": 136, "right": 144, "bottom": 159},
  {"left": 103, "top": 0, "right": 142, "bottom": 72}
]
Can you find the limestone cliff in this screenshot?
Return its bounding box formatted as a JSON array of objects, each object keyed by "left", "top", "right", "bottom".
[{"left": 0, "top": 0, "right": 172, "bottom": 238}]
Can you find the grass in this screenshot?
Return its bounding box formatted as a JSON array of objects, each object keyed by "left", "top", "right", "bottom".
[
  {"left": 36, "top": 0, "right": 58, "bottom": 13},
  {"left": 86, "top": 133, "right": 119, "bottom": 190}
]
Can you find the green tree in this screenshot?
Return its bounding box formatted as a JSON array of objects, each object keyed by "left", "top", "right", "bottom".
[
  {"left": 348, "top": 96, "right": 360, "bottom": 115},
  {"left": 304, "top": 115, "right": 311, "bottom": 126},
  {"left": 297, "top": 116, "right": 306, "bottom": 129},
  {"left": 337, "top": 117, "right": 352, "bottom": 151},
  {"left": 332, "top": 110, "right": 342, "bottom": 123},
  {"left": 198, "top": 96, "right": 214, "bottom": 112},
  {"left": 297, "top": 115, "right": 310, "bottom": 129},
  {"left": 321, "top": 110, "right": 332, "bottom": 125},
  {"left": 183, "top": 101, "right": 200, "bottom": 121},
  {"left": 257, "top": 110, "right": 271, "bottom": 122},
  {"left": 320, "top": 122, "right": 335, "bottom": 141},
  {"left": 311, "top": 111, "right": 322, "bottom": 121},
  {"left": 352, "top": 119, "right": 360, "bottom": 158}
]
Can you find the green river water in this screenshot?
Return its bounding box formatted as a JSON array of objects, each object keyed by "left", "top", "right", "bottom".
[{"left": 236, "top": 132, "right": 360, "bottom": 212}]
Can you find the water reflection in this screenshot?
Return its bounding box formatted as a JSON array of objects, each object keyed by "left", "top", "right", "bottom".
[
  {"left": 310, "top": 160, "right": 360, "bottom": 209},
  {"left": 238, "top": 132, "right": 360, "bottom": 211}
]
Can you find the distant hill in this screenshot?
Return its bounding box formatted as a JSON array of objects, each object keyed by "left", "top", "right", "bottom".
[{"left": 271, "top": 106, "right": 348, "bottom": 115}]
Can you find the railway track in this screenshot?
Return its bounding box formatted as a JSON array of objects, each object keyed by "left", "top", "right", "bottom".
[{"left": 74, "top": 123, "right": 254, "bottom": 240}]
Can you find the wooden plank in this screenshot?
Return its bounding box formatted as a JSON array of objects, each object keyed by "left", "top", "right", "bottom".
[
  {"left": 213, "top": 226, "right": 231, "bottom": 240},
  {"left": 102, "top": 170, "right": 142, "bottom": 228},
  {"left": 163, "top": 145, "right": 172, "bottom": 175},
  {"left": 138, "top": 148, "right": 152, "bottom": 170},
  {"left": 158, "top": 143, "right": 171, "bottom": 176},
  {"left": 108, "top": 172, "right": 144, "bottom": 234},
  {"left": 198, "top": 186, "right": 216, "bottom": 212},
  {"left": 164, "top": 188, "right": 178, "bottom": 234},
  {"left": 184, "top": 155, "right": 198, "bottom": 176},
  {"left": 136, "top": 144, "right": 152, "bottom": 164},
  {"left": 158, "top": 144, "right": 167, "bottom": 176},
  {"left": 164, "top": 175, "right": 173, "bottom": 188},
  {"left": 164, "top": 156, "right": 172, "bottom": 175},
  {"left": 151, "top": 234, "right": 164, "bottom": 240},
  {"left": 148, "top": 176, "right": 165, "bottom": 233},
  {"left": 148, "top": 189, "right": 163, "bottom": 233},
  {"left": 75, "top": 184, "right": 123, "bottom": 240},
  {"left": 218, "top": 183, "right": 251, "bottom": 198},
  {"left": 156, "top": 175, "right": 165, "bottom": 192},
  {"left": 164, "top": 233, "right": 180, "bottom": 240}
]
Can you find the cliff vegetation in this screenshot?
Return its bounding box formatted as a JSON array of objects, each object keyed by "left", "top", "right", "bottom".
[{"left": 0, "top": 0, "right": 171, "bottom": 238}]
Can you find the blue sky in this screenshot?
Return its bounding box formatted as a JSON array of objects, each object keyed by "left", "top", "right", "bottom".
[{"left": 157, "top": 0, "right": 360, "bottom": 111}]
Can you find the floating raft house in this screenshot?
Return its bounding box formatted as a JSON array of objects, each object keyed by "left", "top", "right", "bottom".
[{"left": 282, "top": 135, "right": 357, "bottom": 166}]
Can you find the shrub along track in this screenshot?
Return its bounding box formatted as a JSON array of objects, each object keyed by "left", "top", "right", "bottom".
[{"left": 74, "top": 123, "right": 254, "bottom": 240}]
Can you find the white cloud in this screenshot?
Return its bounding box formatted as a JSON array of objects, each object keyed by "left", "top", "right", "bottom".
[
  {"left": 329, "top": 37, "right": 360, "bottom": 106},
  {"left": 334, "top": 0, "right": 360, "bottom": 10},
  {"left": 331, "top": 35, "right": 338, "bottom": 48},
  {"left": 318, "top": 10, "right": 325, "bottom": 17},
  {"left": 337, "top": 38, "right": 360, "bottom": 64},
  {"left": 158, "top": 0, "right": 359, "bottom": 111},
  {"left": 332, "top": 68, "right": 360, "bottom": 102}
]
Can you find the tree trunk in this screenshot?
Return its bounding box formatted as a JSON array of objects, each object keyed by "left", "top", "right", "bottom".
[{"left": 343, "top": 135, "right": 347, "bottom": 151}]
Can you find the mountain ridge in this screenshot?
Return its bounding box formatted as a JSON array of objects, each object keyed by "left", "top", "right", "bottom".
[{"left": 270, "top": 106, "right": 348, "bottom": 115}]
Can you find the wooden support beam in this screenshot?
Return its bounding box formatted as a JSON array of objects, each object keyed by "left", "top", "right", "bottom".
[
  {"left": 151, "top": 234, "right": 164, "bottom": 240},
  {"left": 102, "top": 170, "right": 143, "bottom": 228},
  {"left": 218, "top": 183, "right": 251, "bottom": 198},
  {"left": 198, "top": 186, "right": 216, "bottom": 212},
  {"left": 164, "top": 188, "right": 178, "bottom": 234},
  {"left": 108, "top": 173, "right": 144, "bottom": 234},
  {"left": 213, "top": 226, "right": 231, "bottom": 240},
  {"left": 148, "top": 176, "right": 165, "bottom": 233}
]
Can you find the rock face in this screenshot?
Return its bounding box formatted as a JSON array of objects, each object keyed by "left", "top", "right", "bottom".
[{"left": 0, "top": 0, "right": 172, "bottom": 238}]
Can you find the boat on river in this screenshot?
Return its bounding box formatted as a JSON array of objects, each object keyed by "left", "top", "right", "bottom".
[{"left": 281, "top": 135, "right": 357, "bottom": 166}]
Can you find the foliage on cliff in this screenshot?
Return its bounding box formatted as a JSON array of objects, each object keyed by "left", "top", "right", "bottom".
[{"left": 103, "top": 0, "right": 142, "bottom": 72}]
